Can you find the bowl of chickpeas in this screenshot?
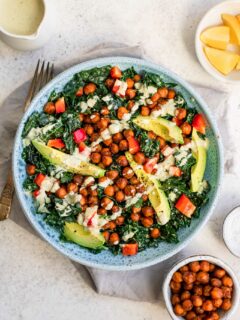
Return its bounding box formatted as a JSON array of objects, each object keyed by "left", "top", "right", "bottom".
[{"left": 163, "top": 255, "right": 239, "bottom": 320}]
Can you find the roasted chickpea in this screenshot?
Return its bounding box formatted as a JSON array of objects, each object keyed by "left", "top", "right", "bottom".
[
  {"left": 136, "top": 183, "right": 145, "bottom": 193},
  {"left": 122, "top": 167, "right": 134, "bottom": 179},
  {"left": 88, "top": 196, "right": 98, "bottom": 205},
  {"left": 79, "top": 113, "right": 84, "bottom": 121},
  {"left": 84, "top": 124, "right": 94, "bottom": 135},
  {"left": 181, "top": 122, "right": 192, "bottom": 135},
  {"left": 189, "top": 261, "right": 201, "bottom": 273},
  {"left": 222, "top": 276, "right": 233, "bottom": 287},
  {"left": 103, "top": 221, "right": 116, "bottom": 230},
  {"left": 182, "top": 299, "right": 193, "bottom": 312},
  {"left": 209, "top": 263, "right": 216, "bottom": 272},
  {"left": 195, "top": 307, "right": 204, "bottom": 315},
  {"left": 142, "top": 194, "right": 148, "bottom": 201},
  {"left": 150, "top": 228, "right": 160, "bottom": 239},
  {"left": 110, "top": 143, "right": 119, "bottom": 154},
  {"left": 132, "top": 206, "right": 141, "bottom": 214},
  {"left": 103, "top": 138, "right": 113, "bottom": 146},
  {"left": 184, "top": 137, "right": 191, "bottom": 145},
  {"left": 142, "top": 206, "right": 154, "bottom": 217},
  {"left": 168, "top": 89, "right": 176, "bottom": 99},
  {"left": 26, "top": 164, "right": 36, "bottom": 175},
  {"left": 101, "top": 106, "right": 110, "bottom": 116},
  {"left": 176, "top": 108, "right": 187, "bottom": 120},
  {"left": 101, "top": 197, "right": 113, "bottom": 209},
  {"left": 126, "top": 78, "right": 134, "bottom": 89},
  {"left": 116, "top": 178, "right": 128, "bottom": 190},
  {"left": 192, "top": 295, "right": 203, "bottom": 307},
  {"left": 181, "top": 291, "right": 190, "bottom": 300},
  {"left": 119, "top": 139, "right": 128, "bottom": 151},
  {"left": 185, "top": 311, "right": 197, "bottom": 320},
  {"left": 170, "top": 280, "right": 181, "bottom": 293},
  {"left": 127, "top": 100, "right": 135, "bottom": 110},
  {"left": 92, "top": 144, "right": 102, "bottom": 153},
  {"left": 151, "top": 92, "right": 160, "bottom": 102},
  {"left": 55, "top": 187, "right": 67, "bottom": 199},
  {"left": 214, "top": 268, "right": 226, "bottom": 279},
  {"left": 183, "top": 272, "right": 197, "bottom": 284},
  {"left": 200, "top": 261, "right": 210, "bottom": 272},
  {"left": 141, "top": 217, "right": 153, "bottom": 228},
  {"left": 102, "top": 155, "right": 113, "bottom": 167},
  {"left": 116, "top": 216, "right": 125, "bottom": 226},
  {"left": 117, "top": 106, "right": 129, "bottom": 120},
  {"left": 130, "top": 176, "right": 139, "bottom": 185},
  {"left": 73, "top": 174, "right": 84, "bottom": 185},
  {"left": 89, "top": 188, "right": 98, "bottom": 196},
  {"left": 104, "top": 185, "right": 115, "bottom": 197},
  {"left": 174, "top": 304, "right": 185, "bottom": 316},
  {"left": 157, "top": 136, "right": 166, "bottom": 148},
  {"left": 90, "top": 133, "right": 99, "bottom": 142},
  {"left": 172, "top": 272, "right": 183, "bottom": 283},
  {"left": 213, "top": 299, "right": 223, "bottom": 308},
  {"left": 193, "top": 285, "right": 203, "bottom": 296},
  {"left": 112, "top": 132, "right": 123, "bottom": 143},
  {"left": 221, "top": 299, "right": 232, "bottom": 311},
  {"left": 79, "top": 187, "right": 88, "bottom": 197},
  {"left": 203, "top": 300, "right": 214, "bottom": 312},
  {"left": 131, "top": 212, "right": 140, "bottom": 222},
  {"left": 210, "top": 312, "right": 220, "bottom": 320},
  {"left": 133, "top": 74, "right": 141, "bottom": 82},
  {"left": 203, "top": 285, "right": 212, "bottom": 297},
  {"left": 105, "top": 78, "right": 114, "bottom": 89},
  {"left": 97, "top": 118, "right": 109, "bottom": 130},
  {"left": 180, "top": 265, "right": 189, "bottom": 273},
  {"left": 102, "top": 231, "right": 110, "bottom": 241},
  {"left": 123, "top": 129, "right": 134, "bottom": 139},
  {"left": 113, "top": 185, "right": 119, "bottom": 193},
  {"left": 91, "top": 152, "right": 101, "bottom": 164},
  {"left": 106, "top": 170, "right": 119, "bottom": 180},
  {"left": 157, "top": 87, "right": 168, "bottom": 98},
  {"left": 141, "top": 106, "right": 150, "bottom": 116},
  {"left": 115, "top": 190, "right": 125, "bottom": 202},
  {"left": 171, "top": 294, "right": 181, "bottom": 306},
  {"left": 126, "top": 88, "right": 136, "bottom": 99},
  {"left": 211, "top": 287, "right": 223, "bottom": 300},
  {"left": 67, "top": 182, "right": 78, "bottom": 193},
  {"left": 80, "top": 195, "right": 86, "bottom": 206},
  {"left": 109, "top": 233, "right": 120, "bottom": 245},
  {"left": 197, "top": 271, "right": 210, "bottom": 284},
  {"left": 44, "top": 102, "right": 55, "bottom": 114},
  {"left": 210, "top": 278, "right": 222, "bottom": 288},
  {"left": 124, "top": 185, "right": 136, "bottom": 197},
  {"left": 116, "top": 155, "right": 128, "bottom": 167},
  {"left": 98, "top": 208, "right": 107, "bottom": 215},
  {"left": 147, "top": 131, "right": 157, "bottom": 140},
  {"left": 222, "top": 286, "right": 232, "bottom": 299},
  {"left": 84, "top": 83, "right": 96, "bottom": 95},
  {"left": 183, "top": 283, "right": 193, "bottom": 291},
  {"left": 134, "top": 152, "right": 145, "bottom": 164}
]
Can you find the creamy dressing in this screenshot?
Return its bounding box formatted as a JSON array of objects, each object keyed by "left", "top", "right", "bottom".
[{"left": 0, "top": 0, "right": 45, "bottom": 35}]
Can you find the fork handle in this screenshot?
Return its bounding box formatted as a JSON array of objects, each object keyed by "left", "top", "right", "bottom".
[{"left": 0, "top": 170, "right": 14, "bottom": 221}]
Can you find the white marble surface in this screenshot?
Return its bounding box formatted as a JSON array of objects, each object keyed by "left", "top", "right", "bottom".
[{"left": 0, "top": 0, "right": 240, "bottom": 319}]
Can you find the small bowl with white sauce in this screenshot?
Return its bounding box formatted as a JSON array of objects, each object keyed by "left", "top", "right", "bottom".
[
  {"left": 0, "top": 0, "right": 55, "bottom": 50},
  {"left": 223, "top": 206, "right": 240, "bottom": 258}
]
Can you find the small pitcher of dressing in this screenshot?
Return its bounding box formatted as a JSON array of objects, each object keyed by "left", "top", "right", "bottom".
[{"left": 0, "top": 0, "right": 55, "bottom": 50}]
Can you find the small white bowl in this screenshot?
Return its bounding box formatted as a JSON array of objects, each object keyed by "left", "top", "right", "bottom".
[
  {"left": 163, "top": 255, "right": 240, "bottom": 320},
  {"left": 223, "top": 206, "right": 240, "bottom": 258},
  {"left": 195, "top": 0, "right": 240, "bottom": 83}
]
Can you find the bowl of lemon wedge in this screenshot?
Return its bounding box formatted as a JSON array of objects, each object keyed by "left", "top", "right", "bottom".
[{"left": 195, "top": 0, "right": 240, "bottom": 83}]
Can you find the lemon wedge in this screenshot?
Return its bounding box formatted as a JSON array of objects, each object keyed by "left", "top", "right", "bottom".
[
  {"left": 200, "top": 26, "right": 230, "bottom": 50},
  {"left": 222, "top": 14, "right": 240, "bottom": 45}
]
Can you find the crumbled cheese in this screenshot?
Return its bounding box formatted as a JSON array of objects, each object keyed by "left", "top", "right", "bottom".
[
  {"left": 169, "top": 191, "right": 177, "bottom": 202},
  {"left": 108, "top": 122, "right": 123, "bottom": 134},
  {"left": 109, "top": 208, "right": 122, "bottom": 220},
  {"left": 155, "top": 155, "right": 175, "bottom": 181},
  {"left": 91, "top": 137, "right": 103, "bottom": 148},
  {"left": 125, "top": 192, "right": 143, "bottom": 207},
  {"left": 23, "top": 123, "right": 55, "bottom": 146},
  {"left": 114, "top": 79, "right": 128, "bottom": 97},
  {"left": 105, "top": 200, "right": 114, "bottom": 211},
  {"left": 83, "top": 176, "right": 95, "bottom": 187},
  {"left": 101, "top": 128, "right": 111, "bottom": 140},
  {"left": 197, "top": 180, "right": 208, "bottom": 194},
  {"left": 151, "top": 99, "right": 176, "bottom": 117},
  {"left": 162, "top": 146, "right": 175, "bottom": 157},
  {"left": 36, "top": 189, "right": 50, "bottom": 213},
  {"left": 175, "top": 143, "right": 194, "bottom": 167},
  {"left": 122, "top": 113, "right": 131, "bottom": 121},
  {"left": 122, "top": 231, "right": 135, "bottom": 241},
  {"left": 102, "top": 94, "right": 112, "bottom": 102},
  {"left": 80, "top": 101, "right": 88, "bottom": 112},
  {"left": 87, "top": 96, "right": 98, "bottom": 108},
  {"left": 55, "top": 191, "right": 81, "bottom": 217}
]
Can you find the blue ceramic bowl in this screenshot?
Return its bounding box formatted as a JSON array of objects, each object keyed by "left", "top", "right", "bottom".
[{"left": 13, "top": 57, "right": 223, "bottom": 270}]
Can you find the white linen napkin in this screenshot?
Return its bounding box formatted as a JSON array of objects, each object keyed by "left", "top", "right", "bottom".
[{"left": 0, "top": 44, "right": 237, "bottom": 302}]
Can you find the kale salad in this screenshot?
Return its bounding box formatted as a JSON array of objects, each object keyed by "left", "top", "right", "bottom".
[{"left": 22, "top": 65, "right": 210, "bottom": 256}]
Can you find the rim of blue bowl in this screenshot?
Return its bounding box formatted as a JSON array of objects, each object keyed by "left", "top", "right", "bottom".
[{"left": 12, "top": 56, "right": 224, "bottom": 270}]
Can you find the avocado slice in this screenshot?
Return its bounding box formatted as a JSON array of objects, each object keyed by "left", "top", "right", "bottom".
[
  {"left": 190, "top": 128, "right": 208, "bottom": 192},
  {"left": 125, "top": 152, "right": 171, "bottom": 225},
  {"left": 64, "top": 222, "right": 105, "bottom": 249},
  {"left": 32, "top": 140, "right": 105, "bottom": 178},
  {"left": 133, "top": 116, "right": 184, "bottom": 144}
]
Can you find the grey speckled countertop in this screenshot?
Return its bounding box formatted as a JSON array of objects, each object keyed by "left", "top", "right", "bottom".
[{"left": 0, "top": 1, "right": 240, "bottom": 319}]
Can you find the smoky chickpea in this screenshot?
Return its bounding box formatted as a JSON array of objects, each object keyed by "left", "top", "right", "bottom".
[
  {"left": 126, "top": 78, "right": 134, "bottom": 89},
  {"left": 55, "top": 187, "right": 67, "bottom": 199},
  {"left": 105, "top": 78, "right": 114, "bottom": 89},
  {"left": 115, "top": 190, "right": 125, "bottom": 202},
  {"left": 126, "top": 88, "right": 136, "bottom": 99},
  {"left": 133, "top": 74, "right": 141, "bottom": 82},
  {"left": 185, "top": 311, "right": 197, "bottom": 320},
  {"left": 90, "top": 152, "right": 101, "bottom": 164},
  {"left": 101, "top": 106, "right": 110, "bottom": 115},
  {"left": 44, "top": 102, "right": 55, "bottom": 114},
  {"left": 150, "top": 228, "right": 160, "bottom": 239},
  {"left": 88, "top": 196, "right": 98, "bottom": 205},
  {"left": 174, "top": 304, "right": 186, "bottom": 316},
  {"left": 79, "top": 187, "right": 88, "bottom": 197},
  {"left": 109, "top": 233, "right": 120, "bottom": 245},
  {"left": 176, "top": 108, "right": 187, "bottom": 120},
  {"left": 119, "top": 139, "right": 128, "bottom": 151},
  {"left": 222, "top": 276, "right": 233, "bottom": 287},
  {"left": 122, "top": 167, "right": 134, "bottom": 179},
  {"left": 142, "top": 206, "right": 154, "bottom": 217},
  {"left": 214, "top": 268, "right": 226, "bottom": 279},
  {"left": 117, "top": 106, "right": 129, "bottom": 120},
  {"left": 110, "top": 143, "right": 119, "bottom": 154},
  {"left": 189, "top": 261, "right": 201, "bottom": 273},
  {"left": 211, "top": 287, "right": 223, "bottom": 300},
  {"left": 172, "top": 272, "right": 183, "bottom": 283},
  {"left": 193, "top": 286, "right": 203, "bottom": 296},
  {"left": 180, "top": 291, "right": 191, "bottom": 300},
  {"left": 101, "top": 197, "right": 113, "bottom": 209},
  {"left": 202, "top": 300, "right": 214, "bottom": 312},
  {"left": 183, "top": 272, "right": 197, "bottom": 284},
  {"left": 116, "top": 178, "right": 128, "bottom": 190},
  {"left": 200, "top": 261, "right": 210, "bottom": 272},
  {"left": 124, "top": 185, "right": 136, "bottom": 197},
  {"left": 192, "top": 295, "right": 203, "bottom": 307},
  {"left": 141, "top": 106, "right": 150, "bottom": 116},
  {"left": 181, "top": 122, "right": 192, "bottom": 135},
  {"left": 26, "top": 164, "right": 36, "bottom": 175},
  {"left": 102, "top": 155, "right": 113, "bottom": 167},
  {"left": 103, "top": 138, "right": 112, "bottom": 146},
  {"left": 134, "top": 152, "right": 145, "bottom": 164},
  {"left": 182, "top": 299, "right": 193, "bottom": 312},
  {"left": 112, "top": 132, "right": 123, "bottom": 143},
  {"left": 170, "top": 280, "right": 182, "bottom": 293},
  {"left": 221, "top": 299, "right": 232, "bottom": 311},
  {"left": 183, "top": 283, "right": 194, "bottom": 291},
  {"left": 67, "top": 182, "right": 78, "bottom": 193},
  {"left": 97, "top": 118, "right": 109, "bottom": 130},
  {"left": 151, "top": 92, "right": 160, "bottom": 102},
  {"left": 210, "top": 278, "right": 222, "bottom": 288},
  {"left": 102, "top": 231, "right": 110, "bottom": 241},
  {"left": 84, "top": 124, "right": 94, "bottom": 135},
  {"left": 131, "top": 212, "right": 140, "bottom": 222},
  {"left": 84, "top": 83, "right": 96, "bottom": 95},
  {"left": 116, "top": 155, "right": 128, "bottom": 167},
  {"left": 106, "top": 170, "right": 119, "bottom": 180},
  {"left": 98, "top": 208, "right": 107, "bottom": 215},
  {"left": 73, "top": 174, "right": 84, "bottom": 185},
  {"left": 171, "top": 294, "right": 181, "bottom": 306},
  {"left": 222, "top": 286, "right": 232, "bottom": 299},
  {"left": 116, "top": 216, "right": 125, "bottom": 226},
  {"left": 141, "top": 217, "right": 153, "bottom": 228},
  {"left": 213, "top": 299, "right": 223, "bottom": 308},
  {"left": 197, "top": 271, "right": 210, "bottom": 284},
  {"left": 104, "top": 185, "right": 115, "bottom": 197},
  {"left": 103, "top": 221, "right": 116, "bottom": 230},
  {"left": 168, "top": 89, "right": 176, "bottom": 99},
  {"left": 157, "top": 87, "right": 168, "bottom": 98}
]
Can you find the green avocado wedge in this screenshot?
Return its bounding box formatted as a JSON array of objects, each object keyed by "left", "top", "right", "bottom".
[
  {"left": 125, "top": 152, "right": 170, "bottom": 225},
  {"left": 133, "top": 116, "right": 184, "bottom": 144},
  {"left": 32, "top": 140, "right": 105, "bottom": 178},
  {"left": 64, "top": 222, "right": 105, "bottom": 249},
  {"left": 190, "top": 128, "right": 208, "bottom": 192}
]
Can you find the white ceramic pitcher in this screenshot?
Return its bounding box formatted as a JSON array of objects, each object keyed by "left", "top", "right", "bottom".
[{"left": 0, "top": 0, "right": 55, "bottom": 51}]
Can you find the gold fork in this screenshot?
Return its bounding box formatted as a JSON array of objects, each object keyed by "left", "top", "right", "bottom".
[{"left": 0, "top": 60, "right": 54, "bottom": 221}]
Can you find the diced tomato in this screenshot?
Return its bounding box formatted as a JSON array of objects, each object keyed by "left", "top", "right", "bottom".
[
  {"left": 76, "top": 87, "right": 83, "bottom": 97},
  {"left": 47, "top": 138, "right": 65, "bottom": 149},
  {"left": 192, "top": 114, "right": 206, "bottom": 134},
  {"left": 122, "top": 243, "right": 138, "bottom": 256},
  {"left": 143, "top": 157, "right": 158, "bottom": 174},
  {"left": 112, "top": 83, "right": 120, "bottom": 94},
  {"left": 110, "top": 66, "right": 122, "bottom": 79},
  {"left": 33, "top": 189, "right": 40, "bottom": 197},
  {"left": 169, "top": 166, "right": 182, "bottom": 177},
  {"left": 172, "top": 116, "right": 182, "bottom": 127},
  {"left": 79, "top": 141, "right": 86, "bottom": 152},
  {"left": 73, "top": 128, "right": 87, "bottom": 143},
  {"left": 175, "top": 194, "right": 196, "bottom": 218},
  {"left": 127, "top": 136, "right": 140, "bottom": 154},
  {"left": 34, "top": 173, "right": 46, "bottom": 187},
  {"left": 55, "top": 97, "right": 66, "bottom": 113}
]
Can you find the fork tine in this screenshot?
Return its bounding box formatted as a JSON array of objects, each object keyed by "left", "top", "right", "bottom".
[
  {"left": 43, "top": 62, "right": 50, "bottom": 85},
  {"left": 50, "top": 63, "right": 54, "bottom": 80},
  {"left": 34, "top": 60, "right": 45, "bottom": 94},
  {"left": 23, "top": 59, "right": 40, "bottom": 111}
]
